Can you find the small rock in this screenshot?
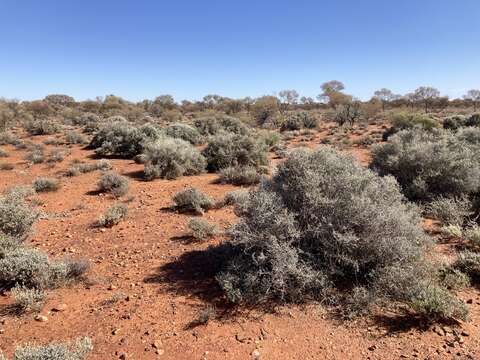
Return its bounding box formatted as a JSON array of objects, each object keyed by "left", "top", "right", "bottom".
[
  {"left": 433, "top": 326, "right": 445, "bottom": 336},
  {"left": 251, "top": 349, "right": 261, "bottom": 359},
  {"left": 108, "top": 285, "right": 117, "bottom": 290},
  {"left": 368, "top": 345, "right": 377, "bottom": 351},
  {"left": 152, "top": 340, "right": 163, "bottom": 349},
  {"left": 52, "top": 303, "right": 68, "bottom": 312},
  {"left": 443, "top": 326, "right": 453, "bottom": 334},
  {"left": 112, "top": 328, "right": 121, "bottom": 335},
  {"left": 119, "top": 353, "right": 127, "bottom": 360},
  {"left": 34, "top": 315, "right": 48, "bottom": 322},
  {"left": 155, "top": 349, "right": 164, "bottom": 356},
  {"left": 461, "top": 330, "right": 470, "bottom": 337}
]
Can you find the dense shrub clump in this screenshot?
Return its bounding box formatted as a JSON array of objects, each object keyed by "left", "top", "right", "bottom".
[
  {"left": 193, "top": 115, "right": 250, "bottom": 137},
  {"left": 0, "top": 193, "right": 38, "bottom": 239},
  {"left": 209, "top": 148, "right": 464, "bottom": 320},
  {"left": 89, "top": 121, "right": 161, "bottom": 158},
  {"left": 202, "top": 133, "right": 268, "bottom": 172},
  {"left": 443, "top": 113, "right": 480, "bottom": 130},
  {"left": 172, "top": 188, "right": 214, "bottom": 214},
  {"left": 24, "top": 119, "right": 61, "bottom": 135},
  {"left": 383, "top": 112, "right": 438, "bottom": 139},
  {"left": 143, "top": 137, "right": 206, "bottom": 180},
  {"left": 218, "top": 166, "right": 263, "bottom": 185},
  {"left": 371, "top": 128, "right": 480, "bottom": 201},
  {"left": 281, "top": 112, "right": 318, "bottom": 131},
  {"left": 188, "top": 218, "right": 218, "bottom": 240},
  {"left": 7, "top": 337, "right": 93, "bottom": 360},
  {"left": 97, "top": 172, "right": 129, "bottom": 197},
  {"left": 32, "top": 177, "right": 60, "bottom": 192},
  {"left": 163, "top": 123, "right": 203, "bottom": 144}
]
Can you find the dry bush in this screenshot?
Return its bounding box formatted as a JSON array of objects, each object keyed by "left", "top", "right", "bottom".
[
  {"left": 202, "top": 133, "right": 268, "bottom": 172},
  {"left": 218, "top": 166, "right": 262, "bottom": 185},
  {"left": 65, "top": 131, "right": 87, "bottom": 145},
  {"left": 371, "top": 128, "right": 480, "bottom": 201},
  {"left": 89, "top": 121, "right": 162, "bottom": 158},
  {"left": 65, "top": 159, "right": 112, "bottom": 177},
  {"left": 143, "top": 137, "right": 206, "bottom": 180},
  {"left": 0, "top": 246, "right": 87, "bottom": 289},
  {"left": 24, "top": 119, "right": 61, "bottom": 135},
  {"left": 383, "top": 112, "right": 439, "bottom": 139},
  {"left": 33, "top": 177, "right": 60, "bottom": 192},
  {"left": 97, "top": 172, "right": 129, "bottom": 197},
  {"left": 188, "top": 218, "right": 218, "bottom": 240},
  {"left": 24, "top": 149, "right": 44, "bottom": 164},
  {"left": 172, "top": 188, "right": 214, "bottom": 214},
  {"left": 11, "top": 286, "right": 46, "bottom": 313},
  {"left": 97, "top": 203, "right": 128, "bottom": 227},
  {"left": 163, "top": 123, "right": 203, "bottom": 144},
  {"left": 424, "top": 196, "right": 472, "bottom": 225},
  {"left": 210, "top": 148, "right": 465, "bottom": 321},
  {"left": 0, "top": 192, "right": 38, "bottom": 239},
  {"left": 193, "top": 115, "right": 250, "bottom": 136},
  {"left": 12, "top": 337, "right": 92, "bottom": 360}
]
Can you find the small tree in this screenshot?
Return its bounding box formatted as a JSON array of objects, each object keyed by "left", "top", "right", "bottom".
[
  {"left": 373, "top": 88, "right": 398, "bottom": 111},
  {"left": 414, "top": 86, "right": 440, "bottom": 113},
  {"left": 464, "top": 89, "right": 480, "bottom": 111},
  {"left": 334, "top": 101, "right": 362, "bottom": 126},
  {"left": 278, "top": 90, "right": 299, "bottom": 113}
]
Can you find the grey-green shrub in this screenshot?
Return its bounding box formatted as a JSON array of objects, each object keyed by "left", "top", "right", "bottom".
[
  {"left": 424, "top": 196, "right": 472, "bottom": 225},
  {"left": 11, "top": 286, "right": 46, "bottom": 313},
  {"left": 12, "top": 337, "right": 92, "bottom": 360},
  {"left": 98, "top": 203, "right": 128, "bottom": 227},
  {"left": 172, "top": 188, "right": 214, "bottom": 214},
  {"left": 65, "top": 159, "right": 112, "bottom": 177},
  {"left": 193, "top": 115, "right": 249, "bottom": 136},
  {"left": 0, "top": 246, "right": 86, "bottom": 289},
  {"left": 33, "top": 177, "right": 60, "bottom": 192},
  {"left": 371, "top": 128, "right": 480, "bottom": 201},
  {"left": 143, "top": 137, "right": 206, "bottom": 180},
  {"left": 24, "top": 119, "right": 61, "bottom": 135},
  {"left": 188, "top": 218, "right": 218, "bottom": 240},
  {"left": 97, "top": 172, "right": 129, "bottom": 197},
  {"left": 65, "top": 131, "right": 87, "bottom": 145},
  {"left": 454, "top": 251, "right": 480, "bottom": 281},
  {"left": 218, "top": 166, "right": 262, "bottom": 185},
  {"left": 383, "top": 112, "right": 438, "bottom": 139},
  {"left": 89, "top": 121, "right": 161, "bottom": 158},
  {"left": 163, "top": 123, "right": 202, "bottom": 144},
  {"left": 0, "top": 192, "right": 38, "bottom": 239},
  {"left": 209, "top": 148, "right": 464, "bottom": 320},
  {"left": 24, "top": 149, "right": 44, "bottom": 164},
  {"left": 202, "top": 133, "right": 268, "bottom": 172}
]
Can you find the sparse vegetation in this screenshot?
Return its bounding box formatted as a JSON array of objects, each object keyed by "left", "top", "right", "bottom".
[
  {"left": 11, "top": 286, "right": 46, "bottom": 313},
  {"left": 98, "top": 203, "right": 128, "bottom": 227},
  {"left": 188, "top": 218, "right": 218, "bottom": 240},
  {"left": 97, "top": 172, "right": 129, "bottom": 197},
  {"left": 218, "top": 166, "right": 263, "bottom": 185},
  {"left": 172, "top": 188, "right": 214, "bottom": 214},
  {"left": 32, "top": 177, "right": 60, "bottom": 192},
  {"left": 11, "top": 337, "right": 93, "bottom": 360}
]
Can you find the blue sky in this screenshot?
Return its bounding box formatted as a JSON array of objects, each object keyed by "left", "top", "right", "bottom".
[{"left": 1, "top": 0, "right": 479, "bottom": 101}]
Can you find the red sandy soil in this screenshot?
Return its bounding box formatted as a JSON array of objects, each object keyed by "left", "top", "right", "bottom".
[{"left": 0, "top": 124, "right": 479, "bottom": 359}]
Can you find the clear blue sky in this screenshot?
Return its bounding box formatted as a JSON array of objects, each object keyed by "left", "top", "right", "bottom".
[{"left": 1, "top": 0, "right": 479, "bottom": 102}]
